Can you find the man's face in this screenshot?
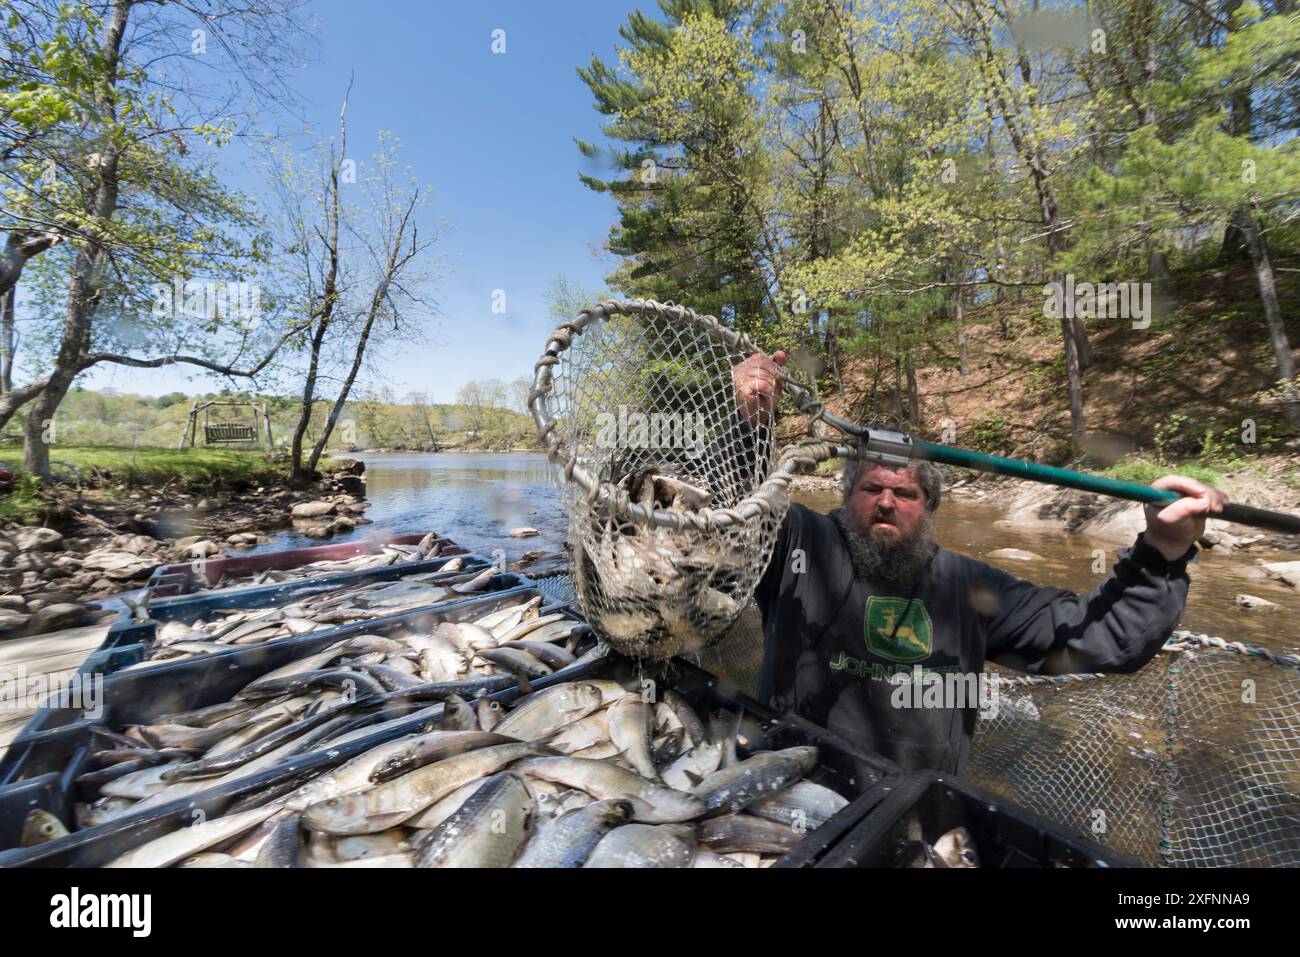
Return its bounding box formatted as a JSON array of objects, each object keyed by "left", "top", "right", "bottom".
[{"left": 846, "top": 464, "right": 928, "bottom": 542}]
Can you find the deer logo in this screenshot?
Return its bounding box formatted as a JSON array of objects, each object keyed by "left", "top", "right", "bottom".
[{"left": 865, "top": 596, "right": 933, "bottom": 663}]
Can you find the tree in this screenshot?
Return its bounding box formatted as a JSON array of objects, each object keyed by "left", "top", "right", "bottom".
[
  {"left": 276, "top": 96, "right": 442, "bottom": 479},
  {"left": 1, "top": 0, "right": 312, "bottom": 477}
]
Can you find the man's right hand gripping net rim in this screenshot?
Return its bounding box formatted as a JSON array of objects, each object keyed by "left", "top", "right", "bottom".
[{"left": 529, "top": 298, "right": 850, "bottom": 661}]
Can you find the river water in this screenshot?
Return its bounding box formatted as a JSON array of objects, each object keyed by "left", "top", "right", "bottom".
[{"left": 275, "top": 451, "right": 1298, "bottom": 653}]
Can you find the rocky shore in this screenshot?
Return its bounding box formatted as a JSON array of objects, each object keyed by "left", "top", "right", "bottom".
[{"left": 0, "top": 459, "right": 374, "bottom": 639}]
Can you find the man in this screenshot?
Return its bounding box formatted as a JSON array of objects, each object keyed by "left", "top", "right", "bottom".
[{"left": 733, "top": 350, "right": 1227, "bottom": 774}]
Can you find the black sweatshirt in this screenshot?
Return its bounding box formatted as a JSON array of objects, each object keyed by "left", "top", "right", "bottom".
[{"left": 752, "top": 502, "right": 1194, "bottom": 774}]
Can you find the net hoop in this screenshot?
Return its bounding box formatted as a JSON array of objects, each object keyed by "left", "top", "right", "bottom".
[{"left": 528, "top": 297, "right": 854, "bottom": 531}]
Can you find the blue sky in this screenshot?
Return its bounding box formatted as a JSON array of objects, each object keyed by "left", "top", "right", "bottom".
[{"left": 82, "top": 0, "right": 644, "bottom": 403}]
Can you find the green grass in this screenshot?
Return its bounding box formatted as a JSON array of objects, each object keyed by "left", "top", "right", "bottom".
[
  {"left": 0, "top": 472, "right": 45, "bottom": 523},
  {"left": 1100, "top": 456, "right": 1223, "bottom": 488},
  {"left": 0, "top": 444, "right": 287, "bottom": 488}
]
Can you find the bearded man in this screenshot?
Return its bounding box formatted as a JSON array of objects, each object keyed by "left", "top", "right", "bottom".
[{"left": 733, "top": 351, "right": 1228, "bottom": 773}]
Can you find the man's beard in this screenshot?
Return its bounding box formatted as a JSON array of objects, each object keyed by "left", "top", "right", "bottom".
[{"left": 833, "top": 510, "right": 937, "bottom": 588}]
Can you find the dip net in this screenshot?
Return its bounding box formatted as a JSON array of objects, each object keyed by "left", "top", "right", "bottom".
[
  {"left": 529, "top": 299, "right": 846, "bottom": 661},
  {"left": 967, "top": 633, "right": 1300, "bottom": 867}
]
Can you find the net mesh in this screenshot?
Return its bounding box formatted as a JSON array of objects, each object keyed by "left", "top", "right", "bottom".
[
  {"left": 540, "top": 306, "right": 787, "bottom": 660},
  {"left": 967, "top": 639, "right": 1300, "bottom": 867}
]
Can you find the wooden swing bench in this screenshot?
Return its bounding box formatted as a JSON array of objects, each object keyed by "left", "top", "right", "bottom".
[{"left": 204, "top": 423, "right": 258, "bottom": 444}]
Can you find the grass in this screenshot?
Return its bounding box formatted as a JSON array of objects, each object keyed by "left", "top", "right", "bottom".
[
  {"left": 1100, "top": 456, "right": 1224, "bottom": 488},
  {"left": 0, "top": 444, "right": 287, "bottom": 490},
  {"left": 0, "top": 472, "right": 45, "bottom": 523}
]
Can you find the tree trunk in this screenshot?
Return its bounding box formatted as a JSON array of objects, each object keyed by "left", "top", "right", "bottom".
[
  {"left": 0, "top": 378, "right": 48, "bottom": 432},
  {"left": 1060, "top": 311, "right": 1086, "bottom": 456},
  {"left": 1234, "top": 209, "right": 1300, "bottom": 427},
  {"left": 290, "top": 317, "right": 329, "bottom": 480},
  {"left": 0, "top": 231, "right": 62, "bottom": 300},
  {"left": 22, "top": 0, "right": 129, "bottom": 480},
  {"left": 306, "top": 312, "right": 379, "bottom": 474},
  {"left": 955, "top": 291, "right": 968, "bottom": 377},
  {"left": 905, "top": 351, "right": 920, "bottom": 428},
  {"left": 892, "top": 355, "right": 904, "bottom": 424},
  {"left": 0, "top": 286, "right": 14, "bottom": 393}
]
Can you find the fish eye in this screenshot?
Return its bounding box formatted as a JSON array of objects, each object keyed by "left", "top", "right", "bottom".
[{"left": 962, "top": 849, "right": 976, "bottom": 863}]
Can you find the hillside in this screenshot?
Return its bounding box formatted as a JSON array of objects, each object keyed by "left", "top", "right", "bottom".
[{"left": 806, "top": 258, "right": 1299, "bottom": 478}]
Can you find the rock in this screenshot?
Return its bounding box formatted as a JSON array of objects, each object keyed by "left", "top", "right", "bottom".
[
  {"left": 25, "top": 599, "right": 45, "bottom": 612},
  {"left": 508, "top": 527, "right": 540, "bottom": 539},
  {"left": 1243, "top": 567, "right": 1268, "bottom": 580},
  {"left": 14, "top": 527, "right": 64, "bottom": 552},
  {"left": 0, "top": 595, "right": 27, "bottom": 613},
  {"left": 112, "top": 533, "right": 162, "bottom": 556},
  {"left": 80, "top": 547, "right": 156, "bottom": 581},
  {"left": 987, "top": 548, "right": 1044, "bottom": 562},
  {"left": 292, "top": 500, "right": 336, "bottom": 519},
  {"left": 227, "top": 532, "right": 259, "bottom": 546},
  {"left": 1236, "top": 594, "right": 1279, "bottom": 610},
  {"left": 0, "top": 608, "right": 30, "bottom": 634},
  {"left": 303, "top": 525, "right": 334, "bottom": 540},
  {"left": 195, "top": 498, "right": 216, "bottom": 513},
  {"left": 330, "top": 516, "right": 356, "bottom": 533},
  {"left": 12, "top": 553, "right": 51, "bottom": 572},
  {"left": 1262, "top": 561, "right": 1300, "bottom": 589},
  {"left": 336, "top": 475, "right": 365, "bottom": 496},
  {"left": 333, "top": 458, "right": 366, "bottom": 475},
  {"left": 172, "top": 539, "right": 221, "bottom": 560},
  {"left": 24, "top": 602, "right": 87, "bottom": 635},
  {"left": 24, "top": 589, "right": 75, "bottom": 605}
]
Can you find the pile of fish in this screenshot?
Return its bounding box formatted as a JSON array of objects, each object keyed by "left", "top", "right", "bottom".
[
  {"left": 575, "top": 467, "right": 747, "bottom": 661},
  {"left": 895, "top": 819, "right": 980, "bottom": 868},
  {"left": 45, "top": 594, "right": 591, "bottom": 836},
  {"left": 194, "top": 537, "right": 451, "bottom": 591},
  {"left": 64, "top": 677, "right": 850, "bottom": 868},
  {"left": 131, "top": 557, "right": 505, "bottom": 666}
]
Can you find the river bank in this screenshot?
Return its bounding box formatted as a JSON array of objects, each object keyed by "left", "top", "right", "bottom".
[{"left": 0, "top": 451, "right": 373, "bottom": 637}]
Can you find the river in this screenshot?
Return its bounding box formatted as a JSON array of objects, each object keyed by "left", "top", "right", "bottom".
[{"left": 273, "top": 451, "right": 1298, "bottom": 653}]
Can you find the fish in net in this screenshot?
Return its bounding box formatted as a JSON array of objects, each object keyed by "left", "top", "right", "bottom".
[{"left": 528, "top": 298, "right": 848, "bottom": 660}]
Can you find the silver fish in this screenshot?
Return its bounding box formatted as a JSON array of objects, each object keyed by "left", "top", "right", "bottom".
[{"left": 583, "top": 823, "right": 696, "bottom": 868}]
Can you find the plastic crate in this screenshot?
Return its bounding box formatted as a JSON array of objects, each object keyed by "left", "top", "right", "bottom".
[
  {"left": 148, "top": 532, "right": 462, "bottom": 597},
  {"left": 92, "top": 553, "right": 514, "bottom": 669},
  {"left": 814, "top": 770, "right": 1139, "bottom": 868},
  {"left": 0, "top": 588, "right": 589, "bottom": 861},
  {"left": 0, "top": 582, "right": 552, "bottom": 781}
]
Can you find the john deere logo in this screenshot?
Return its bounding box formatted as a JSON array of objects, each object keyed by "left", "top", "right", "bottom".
[{"left": 865, "top": 596, "right": 933, "bottom": 663}]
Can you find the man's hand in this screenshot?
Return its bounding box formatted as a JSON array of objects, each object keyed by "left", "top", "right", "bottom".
[
  {"left": 733, "top": 350, "right": 786, "bottom": 426},
  {"left": 1143, "top": 475, "right": 1229, "bottom": 561}
]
